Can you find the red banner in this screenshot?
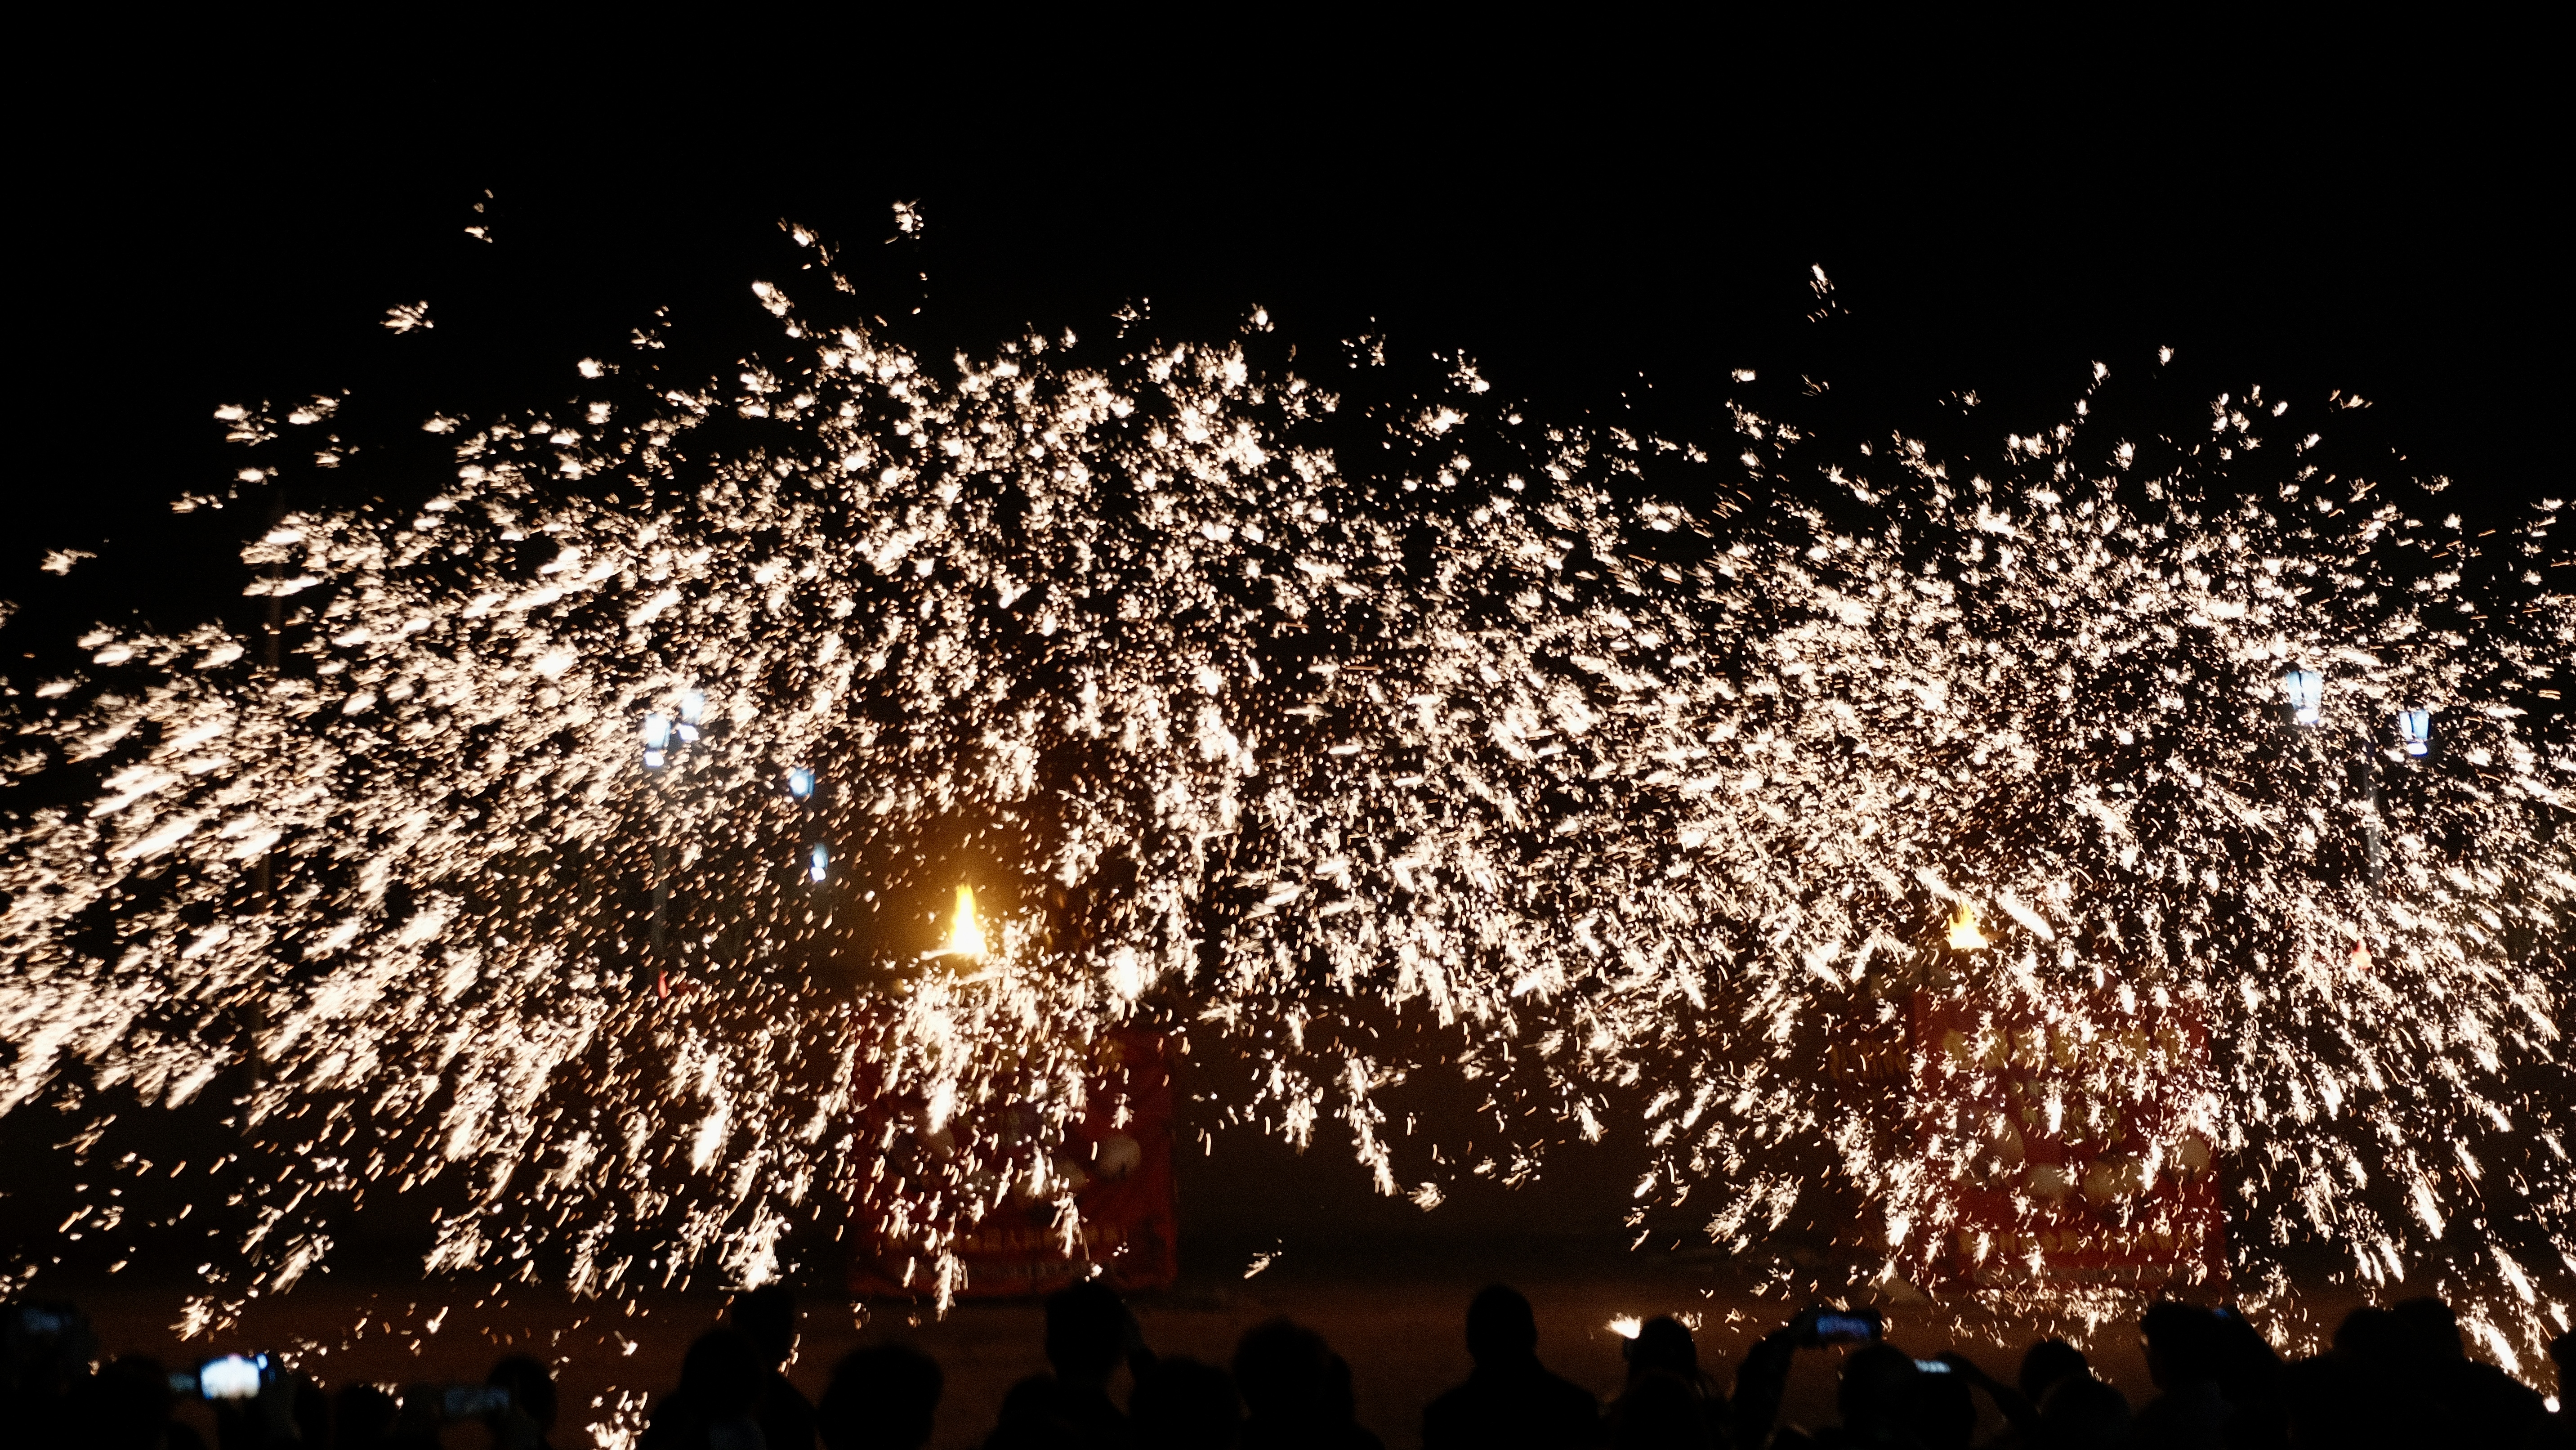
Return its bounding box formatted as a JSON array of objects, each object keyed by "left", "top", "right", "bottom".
[
  {"left": 848, "top": 1028, "right": 1179, "bottom": 1299},
  {"left": 1909, "top": 990, "right": 2225, "bottom": 1288}
]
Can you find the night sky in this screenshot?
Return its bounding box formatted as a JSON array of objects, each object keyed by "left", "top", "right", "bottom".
[{"left": 17, "top": 36, "right": 2560, "bottom": 631}]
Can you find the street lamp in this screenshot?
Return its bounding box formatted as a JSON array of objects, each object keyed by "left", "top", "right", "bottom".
[
  {"left": 2397, "top": 709, "right": 2431, "bottom": 758},
  {"left": 2282, "top": 667, "right": 2323, "bottom": 726}
]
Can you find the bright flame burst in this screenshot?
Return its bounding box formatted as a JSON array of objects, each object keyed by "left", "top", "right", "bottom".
[
  {"left": 0, "top": 225, "right": 2570, "bottom": 1343},
  {"left": 1945, "top": 903, "right": 1992, "bottom": 952},
  {"left": 934, "top": 885, "right": 987, "bottom": 962}
]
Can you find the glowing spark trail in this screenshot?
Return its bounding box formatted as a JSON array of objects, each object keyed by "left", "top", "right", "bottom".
[{"left": 1, "top": 225, "right": 2569, "bottom": 1348}]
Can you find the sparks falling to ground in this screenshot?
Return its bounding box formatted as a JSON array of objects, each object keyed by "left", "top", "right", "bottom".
[{"left": 2, "top": 223, "right": 2569, "bottom": 1360}]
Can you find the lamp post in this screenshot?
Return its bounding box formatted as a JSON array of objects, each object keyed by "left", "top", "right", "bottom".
[
  {"left": 640, "top": 693, "right": 705, "bottom": 987},
  {"left": 786, "top": 767, "right": 826, "bottom": 888},
  {"left": 2282, "top": 667, "right": 2324, "bottom": 726},
  {"left": 2397, "top": 709, "right": 2431, "bottom": 759},
  {"left": 641, "top": 712, "right": 674, "bottom": 977}
]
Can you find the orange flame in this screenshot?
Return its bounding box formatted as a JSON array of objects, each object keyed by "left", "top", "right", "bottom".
[
  {"left": 1946, "top": 901, "right": 1991, "bottom": 951},
  {"left": 933, "top": 883, "right": 987, "bottom": 960}
]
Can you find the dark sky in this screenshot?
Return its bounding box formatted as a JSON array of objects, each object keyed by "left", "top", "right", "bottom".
[
  {"left": 7, "top": 29, "right": 2564, "bottom": 1249},
  {"left": 13, "top": 34, "right": 2562, "bottom": 631}
]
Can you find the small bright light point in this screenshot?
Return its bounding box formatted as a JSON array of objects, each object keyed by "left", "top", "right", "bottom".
[
  {"left": 679, "top": 690, "right": 705, "bottom": 725},
  {"left": 2283, "top": 667, "right": 2324, "bottom": 725},
  {"left": 788, "top": 767, "right": 816, "bottom": 799},
  {"left": 1609, "top": 1316, "right": 1642, "bottom": 1339},
  {"left": 641, "top": 712, "right": 672, "bottom": 750},
  {"left": 808, "top": 843, "right": 829, "bottom": 883},
  {"left": 642, "top": 748, "right": 665, "bottom": 770}
]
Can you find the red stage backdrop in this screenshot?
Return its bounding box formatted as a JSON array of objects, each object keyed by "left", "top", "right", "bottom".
[
  {"left": 1908, "top": 988, "right": 2225, "bottom": 1288},
  {"left": 849, "top": 1028, "right": 1179, "bottom": 1299}
]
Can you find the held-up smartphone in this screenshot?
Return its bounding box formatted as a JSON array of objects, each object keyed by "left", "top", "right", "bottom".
[
  {"left": 443, "top": 1384, "right": 514, "bottom": 1419},
  {"left": 1915, "top": 1359, "right": 1953, "bottom": 1374},
  {"left": 1798, "top": 1306, "right": 1885, "bottom": 1346},
  {"left": 194, "top": 1354, "right": 269, "bottom": 1401}
]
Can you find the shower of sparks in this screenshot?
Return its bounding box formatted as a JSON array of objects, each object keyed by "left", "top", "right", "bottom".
[{"left": 1, "top": 227, "right": 2571, "bottom": 1354}]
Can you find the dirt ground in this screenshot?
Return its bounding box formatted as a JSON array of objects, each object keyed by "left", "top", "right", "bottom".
[{"left": 49, "top": 1241, "right": 2248, "bottom": 1450}]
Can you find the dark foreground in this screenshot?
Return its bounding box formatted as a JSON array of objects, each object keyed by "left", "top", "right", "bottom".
[{"left": 18, "top": 1242, "right": 2563, "bottom": 1447}]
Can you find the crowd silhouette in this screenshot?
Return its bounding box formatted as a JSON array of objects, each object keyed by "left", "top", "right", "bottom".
[{"left": 6, "top": 1283, "right": 2571, "bottom": 1448}]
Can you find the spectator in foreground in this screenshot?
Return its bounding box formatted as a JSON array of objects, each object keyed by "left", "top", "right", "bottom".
[
  {"left": 2203, "top": 1307, "right": 2284, "bottom": 1445},
  {"left": 1234, "top": 1317, "right": 1381, "bottom": 1450},
  {"left": 643, "top": 1328, "right": 769, "bottom": 1450},
  {"left": 2132, "top": 1302, "right": 2230, "bottom": 1448},
  {"left": 1420, "top": 1284, "right": 1598, "bottom": 1450},
  {"left": 732, "top": 1284, "right": 819, "bottom": 1450},
  {"left": 818, "top": 1342, "right": 943, "bottom": 1450},
  {"left": 1609, "top": 1370, "right": 1706, "bottom": 1450},
  {"left": 1938, "top": 1337, "right": 2088, "bottom": 1445},
  {"left": 331, "top": 1382, "right": 399, "bottom": 1450},
  {"left": 94, "top": 1354, "right": 210, "bottom": 1450},
  {"left": 2393, "top": 1294, "right": 2547, "bottom": 1444},
  {"left": 1613, "top": 1317, "right": 1722, "bottom": 1448},
  {"left": 1130, "top": 1356, "right": 1240, "bottom": 1450},
  {"left": 1759, "top": 1340, "right": 1932, "bottom": 1449},
  {"left": 485, "top": 1353, "right": 559, "bottom": 1450},
  {"left": 2032, "top": 1373, "right": 2131, "bottom": 1450},
  {"left": 3, "top": 1299, "right": 100, "bottom": 1447},
  {"left": 984, "top": 1279, "right": 1149, "bottom": 1450}
]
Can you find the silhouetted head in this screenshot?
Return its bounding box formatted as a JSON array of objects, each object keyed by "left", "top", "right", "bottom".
[
  {"left": 1613, "top": 1369, "right": 1701, "bottom": 1450},
  {"left": 1623, "top": 1317, "right": 1698, "bottom": 1382},
  {"left": 2018, "top": 1338, "right": 2089, "bottom": 1402},
  {"left": 332, "top": 1382, "right": 400, "bottom": 1450},
  {"left": 1045, "top": 1280, "right": 1128, "bottom": 1383},
  {"left": 2, "top": 1300, "right": 97, "bottom": 1398},
  {"left": 488, "top": 1354, "right": 558, "bottom": 1430},
  {"left": 1232, "top": 1317, "right": 1331, "bottom": 1426},
  {"left": 819, "top": 1342, "right": 943, "bottom": 1450},
  {"left": 1132, "top": 1356, "right": 1240, "bottom": 1450},
  {"left": 2138, "top": 1301, "right": 2221, "bottom": 1388},
  {"left": 1913, "top": 1359, "right": 1976, "bottom": 1450},
  {"left": 730, "top": 1283, "right": 800, "bottom": 1367},
  {"left": 1464, "top": 1284, "right": 1540, "bottom": 1367},
  {"left": 678, "top": 1328, "right": 767, "bottom": 1418},
  {"left": 92, "top": 1356, "right": 178, "bottom": 1450},
  {"left": 2034, "top": 1373, "right": 2130, "bottom": 1450},
  {"left": 2332, "top": 1306, "right": 2413, "bottom": 1378},
  {"left": 1323, "top": 1353, "right": 1359, "bottom": 1425},
  {"left": 2206, "top": 1307, "right": 2283, "bottom": 1397},
  {"left": 1838, "top": 1343, "right": 1921, "bottom": 1431},
  {"left": 2390, "top": 1296, "right": 2463, "bottom": 1363}
]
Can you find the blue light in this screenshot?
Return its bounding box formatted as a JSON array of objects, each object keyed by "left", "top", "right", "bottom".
[
  {"left": 678, "top": 690, "right": 705, "bottom": 726},
  {"left": 808, "top": 842, "right": 830, "bottom": 883},
  {"left": 2398, "top": 708, "right": 2432, "bottom": 757},
  {"left": 788, "top": 767, "right": 816, "bottom": 800},
  {"left": 641, "top": 712, "right": 672, "bottom": 750},
  {"left": 2282, "top": 667, "right": 2323, "bottom": 726}
]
